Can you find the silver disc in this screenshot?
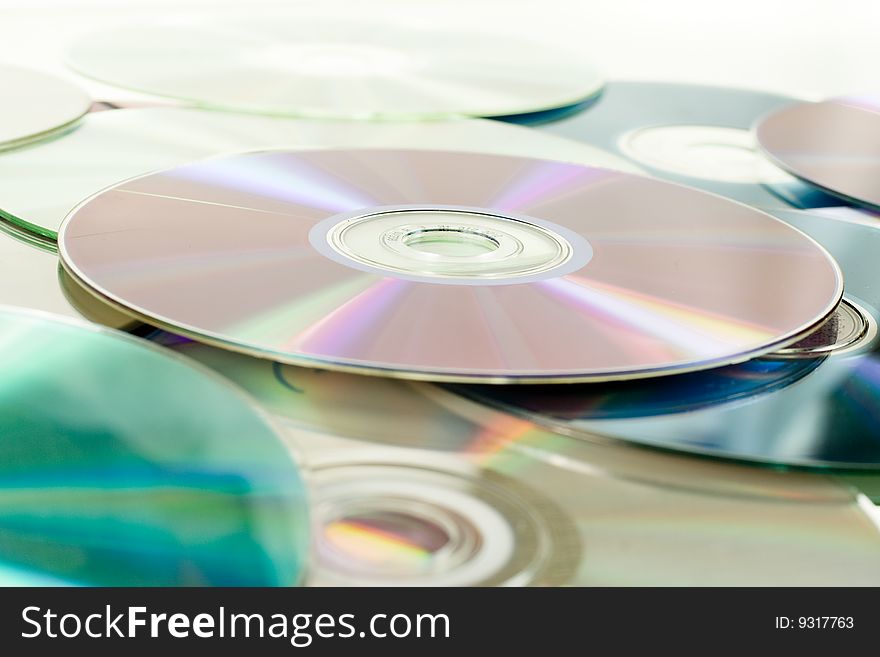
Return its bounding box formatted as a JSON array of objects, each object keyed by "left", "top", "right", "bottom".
[
  {"left": 67, "top": 18, "right": 603, "bottom": 120},
  {"left": 60, "top": 149, "right": 842, "bottom": 383}
]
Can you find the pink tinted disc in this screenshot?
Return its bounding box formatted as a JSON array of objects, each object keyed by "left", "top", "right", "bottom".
[
  {"left": 59, "top": 149, "right": 842, "bottom": 382},
  {"left": 756, "top": 99, "right": 880, "bottom": 211}
]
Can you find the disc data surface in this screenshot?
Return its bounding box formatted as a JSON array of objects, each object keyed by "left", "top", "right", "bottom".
[
  {"left": 60, "top": 149, "right": 842, "bottom": 382},
  {"left": 66, "top": 19, "right": 603, "bottom": 120},
  {"left": 535, "top": 81, "right": 841, "bottom": 209},
  {"left": 0, "top": 308, "right": 308, "bottom": 586},
  {"left": 0, "top": 65, "right": 91, "bottom": 151},
  {"left": 756, "top": 99, "right": 880, "bottom": 211},
  {"left": 0, "top": 107, "right": 636, "bottom": 239},
  {"left": 449, "top": 210, "right": 880, "bottom": 469},
  {"left": 0, "top": 222, "right": 135, "bottom": 329},
  {"left": 151, "top": 333, "right": 880, "bottom": 586}
]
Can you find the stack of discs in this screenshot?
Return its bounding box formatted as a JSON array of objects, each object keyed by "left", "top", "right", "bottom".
[{"left": 3, "top": 10, "right": 879, "bottom": 589}]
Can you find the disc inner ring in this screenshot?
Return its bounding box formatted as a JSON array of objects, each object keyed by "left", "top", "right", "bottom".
[{"left": 311, "top": 204, "right": 593, "bottom": 285}]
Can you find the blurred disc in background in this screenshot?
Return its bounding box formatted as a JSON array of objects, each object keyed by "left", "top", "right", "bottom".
[
  {"left": 0, "top": 65, "right": 91, "bottom": 152},
  {"left": 756, "top": 99, "right": 880, "bottom": 211},
  {"left": 0, "top": 309, "right": 309, "bottom": 586},
  {"left": 0, "top": 107, "right": 636, "bottom": 240},
  {"left": 66, "top": 18, "right": 603, "bottom": 120},
  {"left": 531, "top": 81, "right": 842, "bottom": 209}
]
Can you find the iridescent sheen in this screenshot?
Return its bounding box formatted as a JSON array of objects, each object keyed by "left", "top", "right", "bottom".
[
  {"left": 60, "top": 149, "right": 841, "bottom": 382},
  {"left": 451, "top": 211, "right": 880, "bottom": 469},
  {"left": 152, "top": 332, "right": 880, "bottom": 585},
  {"left": 0, "top": 309, "right": 308, "bottom": 586}
]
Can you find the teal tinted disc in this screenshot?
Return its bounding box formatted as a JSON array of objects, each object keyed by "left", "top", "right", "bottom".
[{"left": 0, "top": 307, "right": 308, "bottom": 586}]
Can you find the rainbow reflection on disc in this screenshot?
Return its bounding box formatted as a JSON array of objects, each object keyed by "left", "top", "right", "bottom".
[
  {"left": 0, "top": 308, "right": 308, "bottom": 586},
  {"left": 0, "top": 106, "right": 638, "bottom": 240},
  {"left": 60, "top": 149, "right": 841, "bottom": 383},
  {"left": 448, "top": 210, "right": 880, "bottom": 470},
  {"left": 146, "top": 332, "right": 880, "bottom": 586}
]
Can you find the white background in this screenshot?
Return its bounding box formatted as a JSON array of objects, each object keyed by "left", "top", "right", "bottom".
[{"left": 1, "top": 0, "right": 878, "bottom": 101}]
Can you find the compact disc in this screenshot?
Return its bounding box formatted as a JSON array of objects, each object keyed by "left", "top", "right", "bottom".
[
  {"left": 149, "top": 333, "right": 880, "bottom": 585},
  {"left": 533, "top": 81, "right": 841, "bottom": 209},
  {"left": 0, "top": 308, "right": 308, "bottom": 586},
  {"left": 756, "top": 99, "right": 880, "bottom": 211},
  {"left": 66, "top": 18, "right": 602, "bottom": 120},
  {"left": 0, "top": 107, "right": 636, "bottom": 240},
  {"left": 60, "top": 149, "right": 842, "bottom": 383},
  {"left": 448, "top": 210, "right": 880, "bottom": 469},
  {"left": 0, "top": 223, "right": 135, "bottom": 329},
  {"left": 0, "top": 65, "right": 91, "bottom": 151}
]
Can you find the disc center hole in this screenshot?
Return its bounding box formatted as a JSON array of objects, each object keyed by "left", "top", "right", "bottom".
[{"left": 403, "top": 228, "right": 501, "bottom": 257}]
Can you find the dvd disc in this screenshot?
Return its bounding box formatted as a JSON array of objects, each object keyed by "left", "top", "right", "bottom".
[
  {"left": 0, "top": 223, "right": 135, "bottom": 329},
  {"left": 66, "top": 18, "right": 602, "bottom": 120},
  {"left": 446, "top": 210, "right": 880, "bottom": 469},
  {"left": 59, "top": 149, "right": 842, "bottom": 383},
  {"left": 0, "top": 308, "right": 308, "bottom": 586},
  {"left": 756, "top": 99, "right": 880, "bottom": 211},
  {"left": 533, "top": 81, "right": 841, "bottom": 209},
  {"left": 0, "top": 107, "right": 637, "bottom": 240},
  {"left": 0, "top": 65, "right": 91, "bottom": 151},
  {"left": 148, "top": 333, "right": 880, "bottom": 585}
]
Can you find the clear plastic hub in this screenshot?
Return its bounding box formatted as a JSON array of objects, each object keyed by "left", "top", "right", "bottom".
[
  {"left": 319, "top": 206, "right": 581, "bottom": 282},
  {"left": 310, "top": 464, "right": 521, "bottom": 586},
  {"left": 619, "top": 125, "right": 793, "bottom": 184},
  {"left": 319, "top": 500, "right": 482, "bottom": 579}
]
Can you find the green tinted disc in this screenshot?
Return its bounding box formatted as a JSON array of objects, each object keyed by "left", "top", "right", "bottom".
[{"left": 0, "top": 307, "right": 308, "bottom": 586}]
